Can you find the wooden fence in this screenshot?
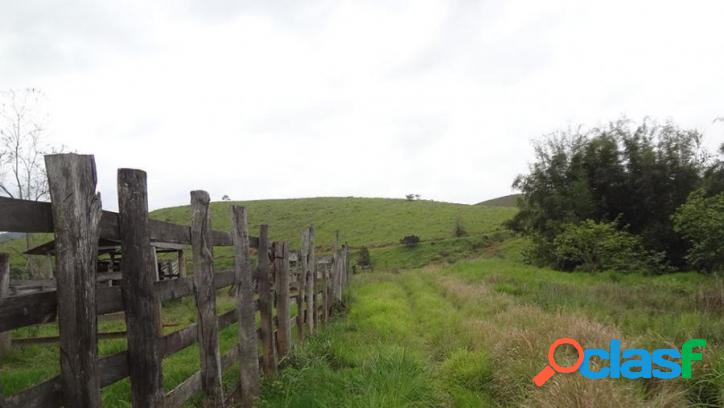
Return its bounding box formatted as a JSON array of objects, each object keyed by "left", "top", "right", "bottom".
[{"left": 0, "top": 153, "right": 351, "bottom": 408}]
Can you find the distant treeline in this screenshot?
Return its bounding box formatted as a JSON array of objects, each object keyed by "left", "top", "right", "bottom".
[{"left": 509, "top": 119, "right": 724, "bottom": 274}]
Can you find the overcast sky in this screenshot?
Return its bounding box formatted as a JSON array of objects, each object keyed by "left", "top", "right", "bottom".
[{"left": 2, "top": 1, "right": 723, "bottom": 210}]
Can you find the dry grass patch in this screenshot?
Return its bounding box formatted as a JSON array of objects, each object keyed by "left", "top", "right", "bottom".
[{"left": 434, "top": 274, "right": 689, "bottom": 407}]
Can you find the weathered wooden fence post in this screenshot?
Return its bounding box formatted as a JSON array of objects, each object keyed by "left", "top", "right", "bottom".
[
  {"left": 338, "top": 249, "right": 345, "bottom": 302},
  {"left": 118, "top": 169, "right": 164, "bottom": 407},
  {"left": 301, "top": 227, "right": 315, "bottom": 333},
  {"left": 177, "top": 250, "right": 186, "bottom": 277},
  {"left": 190, "top": 190, "right": 224, "bottom": 407},
  {"left": 343, "top": 243, "right": 350, "bottom": 292},
  {"left": 231, "top": 206, "right": 260, "bottom": 408},
  {"left": 45, "top": 153, "right": 103, "bottom": 408},
  {"left": 322, "top": 260, "right": 329, "bottom": 324},
  {"left": 273, "top": 241, "right": 292, "bottom": 356},
  {"left": 295, "top": 250, "right": 305, "bottom": 342},
  {"left": 337, "top": 248, "right": 343, "bottom": 302},
  {"left": 0, "top": 253, "right": 10, "bottom": 357},
  {"left": 257, "top": 225, "right": 277, "bottom": 375}
]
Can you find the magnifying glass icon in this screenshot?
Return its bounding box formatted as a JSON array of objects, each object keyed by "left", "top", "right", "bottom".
[{"left": 533, "top": 338, "right": 584, "bottom": 387}]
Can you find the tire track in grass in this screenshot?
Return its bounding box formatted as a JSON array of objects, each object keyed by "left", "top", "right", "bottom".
[
  {"left": 259, "top": 273, "right": 442, "bottom": 407},
  {"left": 397, "top": 270, "right": 495, "bottom": 407}
]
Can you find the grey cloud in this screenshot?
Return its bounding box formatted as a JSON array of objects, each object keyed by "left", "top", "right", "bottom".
[{"left": 0, "top": 1, "right": 155, "bottom": 79}]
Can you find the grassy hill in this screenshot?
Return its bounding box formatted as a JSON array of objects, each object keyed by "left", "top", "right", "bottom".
[
  {"left": 151, "top": 197, "right": 516, "bottom": 249},
  {"left": 0, "top": 197, "right": 516, "bottom": 276},
  {"left": 476, "top": 193, "right": 520, "bottom": 207}
]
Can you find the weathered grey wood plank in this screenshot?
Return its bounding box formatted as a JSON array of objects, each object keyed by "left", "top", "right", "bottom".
[
  {"left": 98, "top": 351, "right": 130, "bottom": 388},
  {"left": 46, "top": 153, "right": 102, "bottom": 408},
  {"left": 165, "top": 371, "right": 202, "bottom": 408},
  {"left": 294, "top": 250, "right": 305, "bottom": 342},
  {"left": 231, "top": 206, "right": 260, "bottom": 408},
  {"left": 301, "top": 227, "right": 316, "bottom": 333},
  {"left": 118, "top": 168, "right": 164, "bottom": 407},
  {"left": 256, "top": 225, "right": 277, "bottom": 376},
  {"left": 0, "top": 252, "right": 11, "bottom": 357},
  {"left": 2, "top": 351, "right": 130, "bottom": 408},
  {"left": 274, "top": 241, "right": 292, "bottom": 356},
  {"left": 1, "top": 270, "right": 242, "bottom": 333},
  {"left": 321, "top": 260, "right": 329, "bottom": 324},
  {"left": 0, "top": 196, "right": 257, "bottom": 247},
  {"left": 333, "top": 248, "right": 342, "bottom": 303},
  {"left": 190, "top": 190, "right": 224, "bottom": 407},
  {"left": 160, "top": 310, "right": 237, "bottom": 358},
  {"left": 221, "top": 344, "right": 241, "bottom": 371},
  {"left": 11, "top": 331, "right": 127, "bottom": 346},
  {"left": 0, "top": 196, "right": 54, "bottom": 233},
  {"left": 2, "top": 375, "right": 62, "bottom": 407},
  {"left": 343, "top": 244, "right": 350, "bottom": 292}
]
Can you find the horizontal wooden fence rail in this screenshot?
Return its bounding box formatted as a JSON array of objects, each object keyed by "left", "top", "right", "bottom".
[
  {"left": 0, "top": 196, "right": 259, "bottom": 248},
  {"left": 0, "top": 153, "right": 352, "bottom": 408}
]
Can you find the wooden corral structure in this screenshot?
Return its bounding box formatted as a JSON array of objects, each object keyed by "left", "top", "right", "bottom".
[
  {"left": 0, "top": 153, "right": 352, "bottom": 408},
  {"left": 13, "top": 238, "right": 187, "bottom": 295}
]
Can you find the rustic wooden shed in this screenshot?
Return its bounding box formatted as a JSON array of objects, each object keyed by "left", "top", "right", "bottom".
[{"left": 24, "top": 238, "right": 186, "bottom": 284}]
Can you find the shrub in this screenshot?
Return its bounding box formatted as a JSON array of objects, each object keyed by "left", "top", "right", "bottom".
[
  {"left": 673, "top": 189, "right": 724, "bottom": 272},
  {"left": 400, "top": 235, "right": 420, "bottom": 248},
  {"left": 453, "top": 217, "right": 467, "bottom": 237},
  {"left": 357, "top": 246, "right": 372, "bottom": 268},
  {"left": 552, "top": 220, "right": 665, "bottom": 273}
]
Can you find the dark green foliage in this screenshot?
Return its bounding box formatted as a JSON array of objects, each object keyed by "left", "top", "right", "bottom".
[
  {"left": 673, "top": 189, "right": 724, "bottom": 272},
  {"left": 400, "top": 235, "right": 420, "bottom": 248},
  {"left": 453, "top": 217, "right": 467, "bottom": 237},
  {"left": 702, "top": 143, "right": 724, "bottom": 196},
  {"left": 552, "top": 219, "right": 666, "bottom": 273},
  {"left": 510, "top": 119, "right": 717, "bottom": 270},
  {"left": 356, "top": 246, "right": 372, "bottom": 268}
]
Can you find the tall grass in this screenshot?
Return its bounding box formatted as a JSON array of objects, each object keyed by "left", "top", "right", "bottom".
[{"left": 259, "top": 239, "right": 723, "bottom": 407}]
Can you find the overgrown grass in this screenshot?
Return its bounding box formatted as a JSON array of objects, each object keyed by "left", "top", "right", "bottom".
[
  {"left": 260, "top": 239, "right": 724, "bottom": 407},
  {"left": 366, "top": 232, "right": 509, "bottom": 272}
]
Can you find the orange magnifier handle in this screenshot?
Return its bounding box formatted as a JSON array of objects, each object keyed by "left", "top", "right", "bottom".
[
  {"left": 533, "top": 365, "right": 556, "bottom": 387},
  {"left": 533, "top": 338, "right": 584, "bottom": 387}
]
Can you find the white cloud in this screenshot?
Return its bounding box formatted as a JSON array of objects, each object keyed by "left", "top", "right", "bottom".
[{"left": 2, "top": 0, "right": 722, "bottom": 210}]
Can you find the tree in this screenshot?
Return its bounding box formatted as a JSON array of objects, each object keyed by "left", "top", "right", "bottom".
[
  {"left": 222, "top": 195, "right": 231, "bottom": 201},
  {"left": 702, "top": 143, "right": 724, "bottom": 196},
  {"left": 673, "top": 189, "right": 724, "bottom": 272},
  {"left": 0, "top": 88, "right": 59, "bottom": 201},
  {"left": 1, "top": 89, "right": 63, "bottom": 278},
  {"left": 510, "top": 119, "right": 712, "bottom": 270}
]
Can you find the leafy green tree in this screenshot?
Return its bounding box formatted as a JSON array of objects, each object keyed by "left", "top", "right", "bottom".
[
  {"left": 552, "top": 220, "right": 665, "bottom": 273},
  {"left": 702, "top": 143, "right": 724, "bottom": 196},
  {"left": 673, "top": 189, "right": 724, "bottom": 272},
  {"left": 511, "top": 119, "right": 711, "bottom": 269}
]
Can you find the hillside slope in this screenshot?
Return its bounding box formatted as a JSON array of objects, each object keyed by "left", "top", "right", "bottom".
[
  {"left": 151, "top": 197, "right": 516, "bottom": 248},
  {"left": 0, "top": 197, "right": 516, "bottom": 275},
  {"left": 476, "top": 193, "right": 520, "bottom": 207}
]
